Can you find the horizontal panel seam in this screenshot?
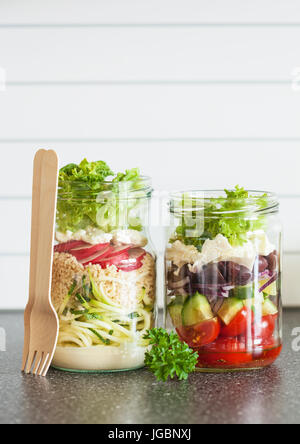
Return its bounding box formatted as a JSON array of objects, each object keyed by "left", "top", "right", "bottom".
[
  {"left": 0, "top": 138, "right": 300, "bottom": 143},
  {"left": 1, "top": 23, "right": 300, "bottom": 28},
  {"left": 5, "top": 81, "right": 294, "bottom": 86}
]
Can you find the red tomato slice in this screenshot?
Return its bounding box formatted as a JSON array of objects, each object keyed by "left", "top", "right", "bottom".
[
  {"left": 54, "top": 240, "right": 87, "bottom": 253},
  {"left": 97, "top": 251, "right": 130, "bottom": 267},
  {"left": 119, "top": 248, "right": 146, "bottom": 265},
  {"left": 177, "top": 317, "right": 221, "bottom": 347},
  {"left": 198, "top": 337, "right": 253, "bottom": 366},
  {"left": 116, "top": 248, "right": 146, "bottom": 272},
  {"left": 81, "top": 245, "right": 114, "bottom": 266},
  {"left": 117, "top": 260, "right": 143, "bottom": 272},
  {"left": 220, "top": 307, "right": 254, "bottom": 338},
  {"left": 70, "top": 243, "right": 110, "bottom": 261},
  {"left": 107, "top": 245, "right": 132, "bottom": 258}
]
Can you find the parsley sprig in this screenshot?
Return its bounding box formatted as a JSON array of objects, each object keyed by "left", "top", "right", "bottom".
[{"left": 143, "top": 328, "right": 198, "bottom": 382}]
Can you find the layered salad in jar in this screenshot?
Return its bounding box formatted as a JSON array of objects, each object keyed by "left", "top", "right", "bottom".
[
  {"left": 166, "top": 187, "right": 282, "bottom": 371},
  {"left": 51, "top": 159, "right": 156, "bottom": 372}
]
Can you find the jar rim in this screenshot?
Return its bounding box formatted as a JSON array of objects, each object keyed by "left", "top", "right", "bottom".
[
  {"left": 58, "top": 175, "right": 153, "bottom": 200},
  {"left": 169, "top": 189, "right": 279, "bottom": 215}
]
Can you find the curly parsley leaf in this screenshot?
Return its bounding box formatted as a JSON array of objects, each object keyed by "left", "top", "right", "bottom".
[{"left": 143, "top": 328, "right": 198, "bottom": 382}]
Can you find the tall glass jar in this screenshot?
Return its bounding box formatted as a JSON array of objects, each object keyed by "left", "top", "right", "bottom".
[
  {"left": 165, "top": 189, "right": 282, "bottom": 371},
  {"left": 51, "top": 176, "right": 156, "bottom": 372}
]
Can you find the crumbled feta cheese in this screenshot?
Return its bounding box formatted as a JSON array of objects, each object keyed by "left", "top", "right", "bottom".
[
  {"left": 56, "top": 228, "right": 112, "bottom": 245},
  {"left": 111, "top": 229, "right": 148, "bottom": 247},
  {"left": 170, "top": 231, "right": 276, "bottom": 273},
  {"left": 191, "top": 234, "right": 257, "bottom": 271},
  {"left": 199, "top": 235, "right": 232, "bottom": 266},
  {"left": 82, "top": 228, "right": 113, "bottom": 244},
  {"left": 222, "top": 240, "right": 257, "bottom": 271},
  {"left": 247, "top": 230, "right": 275, "bottom": 256},
  {"left": 55, "top": 230, "right": 74, "bottom": 243},
  {"left": 166, "top": 241, "right": 200, "bottom": 270}
]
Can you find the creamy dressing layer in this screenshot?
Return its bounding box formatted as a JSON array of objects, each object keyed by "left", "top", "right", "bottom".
[{"left": 52, "top": 343, "right": 146, "bottom": 371}]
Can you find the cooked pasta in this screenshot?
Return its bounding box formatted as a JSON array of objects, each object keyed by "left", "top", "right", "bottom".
[{"left": 52, "top": 252, "right": 155, "bottom": 349}]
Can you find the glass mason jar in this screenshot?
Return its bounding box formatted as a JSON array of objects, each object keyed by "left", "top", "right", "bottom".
[
  {"left": 165, "top": 189, "right": 282, "bottom": 371},
  {"left": 51, "top": 177, "right": 156, "bottom": 372}
]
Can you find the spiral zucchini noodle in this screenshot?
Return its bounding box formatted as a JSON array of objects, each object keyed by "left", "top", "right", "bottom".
[{"left": 53, "top": 253, "right": 155, "bottom": 349}]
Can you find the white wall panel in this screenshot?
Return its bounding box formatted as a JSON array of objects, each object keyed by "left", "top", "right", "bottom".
[
  {"left": 0, "top": 200, "right": 30, "bottom": 253},
  {"left": 0, "top": 143, "right": 299, "bottom": 197},
  {"left": 1, "top": 0, "right": 300, "bottom": 24},
  {"left": 1, "top": 27, "right": 300, "bottom": 81},
  {"left": 0, "top": 256, "right": 29, "bottom": 309},
  {"left": 0, "top": 85, "right": 299, "bottom": 139}
]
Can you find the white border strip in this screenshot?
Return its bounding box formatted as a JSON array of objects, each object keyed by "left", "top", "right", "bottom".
[{"left": 0, "top": 66, "right": 6, "bottom": 92}]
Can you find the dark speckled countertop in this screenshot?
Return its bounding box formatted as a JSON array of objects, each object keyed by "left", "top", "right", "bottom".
[{"left": 0, "top": 309, "right": 300, "bottom": 424}]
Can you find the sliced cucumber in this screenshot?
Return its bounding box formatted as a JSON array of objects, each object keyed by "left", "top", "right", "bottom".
[
  {"left": 262, "top": 298, "right": 278, "bottom": 316},
  {"left": 243, "top": 293, "right": 264, "bottom": 310},
  {"left": 231, "top": 284, "right": 254, "bottom": 300},
  {"left": 168, "top": 301, "right": 184, "bottom": 328},
  {"left": 217, "top": 297, "right": 244, "bottom": 326},
  {"left": 182, "top": 292, "right": 213, "bottom": 327}
]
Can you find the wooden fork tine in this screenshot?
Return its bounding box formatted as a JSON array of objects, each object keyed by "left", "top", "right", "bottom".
[
  {"left": 40, "top": 353, "right": 52, "bottom": 377},
  {"left": 21, "top": 351, "right": 29, "bottom": 373},
  {"left": 36, "top": 352, "right": 49, "bottom": 376},
  {"left": 25, "top": 350, "right": 37, "bottom": 374},
  {"left": 32, "top": 351, "right": 43, "bottom": 375}
]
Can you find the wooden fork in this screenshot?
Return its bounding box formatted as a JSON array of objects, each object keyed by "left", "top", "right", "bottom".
[
  {"left": 22, "top": 149, "right": 45, "bottom": 372},
  {"left": 22, "top": 149, "right": 59, "bottom": 377}
]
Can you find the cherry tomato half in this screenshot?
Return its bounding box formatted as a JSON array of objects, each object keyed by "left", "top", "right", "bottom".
[
  {"left": 177, "top": 317, "right": 221, "bottom": 347},
  {"left": 198, "top": 337, "right": 253, "bottom": 366},
  {"left": 239, "top": 314, "right": 278, "bottom": 346},
  {"left": 220, "top": 307, "right": 253, "bottom": 338},
  {"left": 251, "top": 314, "right": 277, "bottom": 341}
]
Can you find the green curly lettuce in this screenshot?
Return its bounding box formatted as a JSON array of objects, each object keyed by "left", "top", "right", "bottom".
[
  {"left": 113, "top": 168, "right": 140, "bottom": 184},
  {"left": 56, "top": 159, "right": 143, "bottom": 233},
  {"left": 172, "top": 186, "right": 268, "bottom": 250},
  {"left": 59, "top": 159, "right": 114, "bottom": 185}
]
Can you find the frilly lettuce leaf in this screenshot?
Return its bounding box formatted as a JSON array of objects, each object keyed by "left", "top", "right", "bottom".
[
  {"left": 172, "top": 186, "right": 268, "bottom": 250},
  {"left": 56, "top": 159, "right": 143, "bottom": 233}
]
